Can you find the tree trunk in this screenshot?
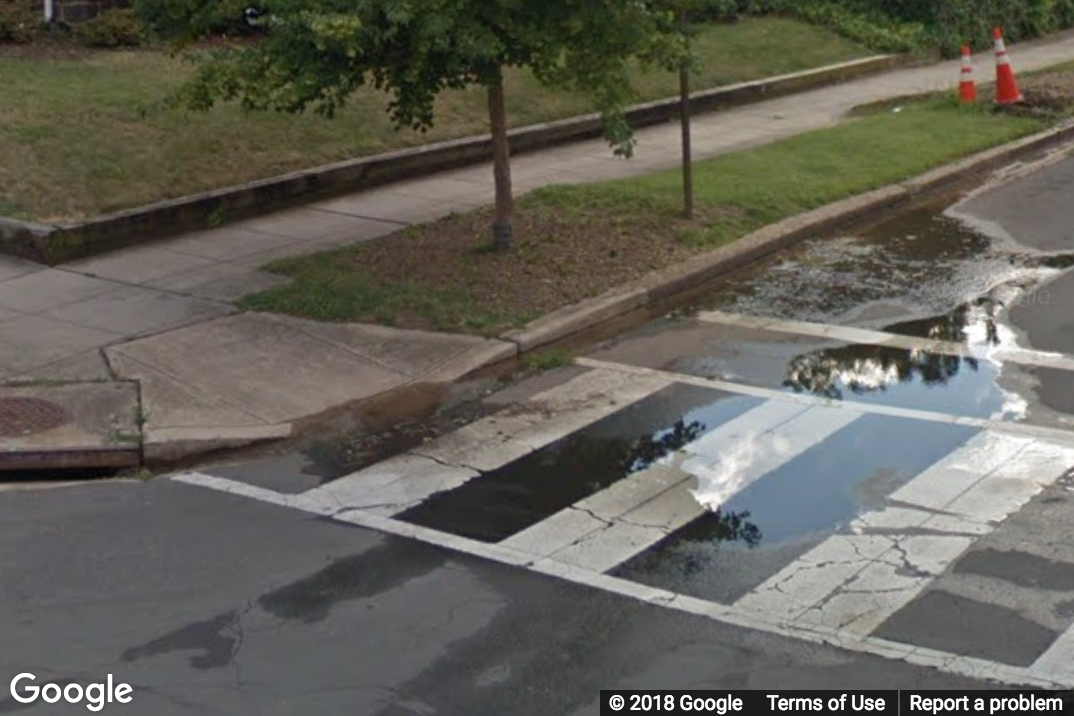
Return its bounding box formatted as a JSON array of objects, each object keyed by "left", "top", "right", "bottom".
[
  {"left": 679, "top": 10, "right": 694, "bottom": 220},
  {"left": 488, "top": 66, "right": 514, "bottom": 251}
]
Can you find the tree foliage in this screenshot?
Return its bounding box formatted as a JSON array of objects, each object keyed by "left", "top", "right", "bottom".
[{"left": 137, "top": 0, "right": 686, "bottom": 158}]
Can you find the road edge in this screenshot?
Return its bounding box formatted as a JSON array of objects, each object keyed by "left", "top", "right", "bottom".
[{"left": 500, "top": 121, "right": 1074, "bottom": 352}]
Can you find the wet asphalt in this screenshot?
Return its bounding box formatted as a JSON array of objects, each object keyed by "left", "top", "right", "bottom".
[
  {"left": 0, "top": 481, "right": 980, "bottom": 716},
  {"left": 8, "top": 155, "right": 1074, "bottom": 711}
]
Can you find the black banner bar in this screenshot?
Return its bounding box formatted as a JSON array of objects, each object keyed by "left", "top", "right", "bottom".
[{"left": 598, "top": 691, "right": 1074, "bottom": 716}]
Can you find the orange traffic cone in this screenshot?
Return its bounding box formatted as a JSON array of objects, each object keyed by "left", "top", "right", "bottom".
[
  {"left": 993, "top": 27, "right": 1024, "bottom": 105},
  {"left": 959, "top": 45, "right": 977, "bottom": 103}
]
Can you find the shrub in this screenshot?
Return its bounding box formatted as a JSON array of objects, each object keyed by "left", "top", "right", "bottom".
[
  {"left": 74, "top": 7, "right": 145, "bottom": 47},
  {"left": 763, "top": 0, "right": 1074, "bottom": 57},
  {"left": 131, "top": 0, "right": 259, "bottom": 39},
  {"left": 695, "top": 0, "right": 744, "bottom": 21},
  {"left": 793, "top": 1, "right": 925, "bottom": 53},
  {"left": 0, "top": 0, "right": 43, "bottom": 44}
]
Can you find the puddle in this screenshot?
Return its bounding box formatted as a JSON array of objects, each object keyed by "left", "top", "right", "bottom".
[
  {"left": 781, "top": 341, "right": 1010, "bottom": 419},
  {"left": 613, "top": 416, "right": 979, "bottom": 604},
  {"left": 699, "top": 206, "right": 1074, "bottom": 330},
  {"left": 594, "top": 320, "right": 1016, "bottom": 421},
  {"left": 591, "top": 198, "right": 1074, "bottom": 424},
  {"left": 193, "top": 373, "right": 524, "bottom": 493},
  {"left": 397, "top": 384, "right": 765, "bottom": 542}
]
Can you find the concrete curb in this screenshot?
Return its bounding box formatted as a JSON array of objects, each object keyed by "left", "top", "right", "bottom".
[
  {"left": 0, "top": 55, "right": 901, "bottom": 266},
  {"left": 499, "top": 120, "right": 1074, "bottom": 355},
  {"left": 136, "top": 338, "right": 519, "bottom": 467},
  {"left": 117, "top": 119, "right": 1074, "bottom": 468},
  {"left": 144, "top": 424, "right": 294, "bottom": 465},
  {"left": 139, "top": 120, "right": 1074, "bottom": 466}
]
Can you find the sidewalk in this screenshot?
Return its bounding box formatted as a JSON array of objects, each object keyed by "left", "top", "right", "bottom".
[{"left": 4, "top": 34, "right": 1074, "bottom": 464}]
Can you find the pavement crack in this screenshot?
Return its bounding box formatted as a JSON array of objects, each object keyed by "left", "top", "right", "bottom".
[
  {"left": 887, "top": 541, "right": 932, "bottom": 579},
  {"left": 230, "top": 599, "right": 257, "bottom": 690},
  {"left": 412, "top": 450, "right": 485, "bottom": 475},
  {"left": 569, "top": 506, "right": 615, "bottom": 528}
]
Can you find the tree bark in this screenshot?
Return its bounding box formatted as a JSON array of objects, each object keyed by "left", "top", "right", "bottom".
[
  {"left": 679, "top": 10, "right": 694, "bottom": 220},
  {"left": 488, "top": 66, "right": 514, "bottom": 251}
]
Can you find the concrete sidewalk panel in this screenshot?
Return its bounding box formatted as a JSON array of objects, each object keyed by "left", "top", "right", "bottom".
[
  {"left": 0, "top": 255, "right": 43, "bottom": 283},
  {"left": 0, "top": 269, "right": 120, "bottom": 313},
  {"left": 261, "top": 314, "right": 511, "bottom": 379},
  {"left": 106, "top": 314, "right": 413, "bottom": 426},
  {"left": 0, "top": 307, "right": 23, "bottom": 325},
  {"left": 106, "top": 352, "right": 270, "bottom": 429},
  {"left": 42, "top": 286, "right": 233, "bottom": 337},
  {"left": 10, "top": 349, "right": 114, "bottom": 383},
  {"left": 312, "top": 191, "right": 465, "bottom": 224},
  {"left": 162, "top": 226, "right": 305, "bottom": 261},
  {"left": 63, "top": 246, "right": 215, "bottom": 285},
  {"left": 0, "top": 381, "right": 140, "bottom": 470},
  {"left": 153, "top": 264, "right": 292, "bottom": 302},
  {"left": 235, "top": 208, "right": 389, "bottom": 240},
  {"left": 0, "top": 315, "right": 119, "bottom": 377}
]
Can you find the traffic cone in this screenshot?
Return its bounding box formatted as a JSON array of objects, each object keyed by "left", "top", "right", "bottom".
[
  {"left": 959, "top": 45, "right": 977, "bottom": 103},
  {"left": 993, "top": 27, "right": 1024, "bottom": 105}
]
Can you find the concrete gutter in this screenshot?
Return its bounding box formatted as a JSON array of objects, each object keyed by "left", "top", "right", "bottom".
[
  {"left": 499, "top": 121, "right": 1074, "bottom": 354},
  {"left": 109, "top": 120, "right": 1074, "bottom": 467},
  {"left": 0, "top": 54, "right": 902, "bottom": 266}
]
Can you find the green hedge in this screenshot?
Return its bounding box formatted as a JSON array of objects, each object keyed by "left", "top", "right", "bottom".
[
  {"left": 697, "top": 0, "right": 1074, "bottom": 56},
  {"left": 0, "top": 0, "right": 43, "bottom": 44}
]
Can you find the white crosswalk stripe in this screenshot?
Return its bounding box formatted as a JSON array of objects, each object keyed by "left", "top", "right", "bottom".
[
  {"left": 300, "top": 367, "right": 672, "bottom": 515},
  {"left": 734, "top": 434, "right": 1074, "bottom": 635},
  {"left": 503, "top": 401, "right": 860, "bottom": 572},
  {"left": 172, "top": 351, "right": 1074, "bottom": 688}
]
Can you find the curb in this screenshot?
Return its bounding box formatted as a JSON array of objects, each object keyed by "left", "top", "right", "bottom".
[
  {"left": 143, "top": 424, "right": 294, "bottom": 465},
  {"left": 131, "top": 120, "right": 1074, "bottom": 467},
  {"left": 0, "top": 55, "right": 901, "bottom": 266},
  {"left": 498, "top": 120, "right": 1074, "bottom": 355},
  {"left": 136, "top": 337, "right": 518, "bottom": 467}
]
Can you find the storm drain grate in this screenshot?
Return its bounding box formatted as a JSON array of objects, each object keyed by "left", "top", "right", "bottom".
[{"left": 0, "top": 397, "right": 69, "bottom": 437}]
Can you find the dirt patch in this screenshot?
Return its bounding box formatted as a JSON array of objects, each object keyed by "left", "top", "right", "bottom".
[
  {"left": 1006, "top": 69, "right": 1074, "bottom": 117},
  {"left": 337, "top": 200, "right": 701, "bottom": 330}
]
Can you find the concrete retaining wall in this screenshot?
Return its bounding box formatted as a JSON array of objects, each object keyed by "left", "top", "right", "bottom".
[{"left": 0, "top": 54, "right": 904, "bottom": 265}]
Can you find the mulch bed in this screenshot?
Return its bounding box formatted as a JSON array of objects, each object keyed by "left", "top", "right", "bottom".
[
  {"left": 342, "top": 200, "right": 700, "bottom": 327},
  {"left": 1002, "top": 68, "right": 1074, "bottom": 117}
]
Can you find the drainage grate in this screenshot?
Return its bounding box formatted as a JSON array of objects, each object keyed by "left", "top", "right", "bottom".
[{"left": 0, "top": 397, "right": 69, "bottom": 437}]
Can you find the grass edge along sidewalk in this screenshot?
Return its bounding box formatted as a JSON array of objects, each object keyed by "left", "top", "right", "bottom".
[
  {"left": 0, "top": 17, "right": 871, "bottom": 227},
  {"left": 239, "top": 96, "right": 1054, "bottom": 347},
  {"left": 0, "top": 57, "right": 898, "bottom": 266}
]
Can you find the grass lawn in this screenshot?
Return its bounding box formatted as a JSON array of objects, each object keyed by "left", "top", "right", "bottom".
[
  {"left": 0, "top": 17, "right": 869, "bottom": 223},
  {"left": 239, "top": 96, "right": 1047, "bottom": 336}
]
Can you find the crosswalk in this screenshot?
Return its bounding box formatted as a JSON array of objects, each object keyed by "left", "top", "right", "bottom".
[{"left": 173, "top": 350, "right": 1074, "bottom": 688}]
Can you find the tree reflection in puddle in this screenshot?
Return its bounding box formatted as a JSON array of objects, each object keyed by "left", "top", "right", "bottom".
[
  {"left": 624, "top": 418, "right": 705, "bottom": 473},
  {"left": 781, "top": 295, "right": 1033, "bottom": 417},
  {"left": 783, "top": 344, "right": 978, "bottom": 401}
]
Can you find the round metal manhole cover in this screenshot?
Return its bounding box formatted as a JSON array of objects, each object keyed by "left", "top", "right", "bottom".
[{"left": 0, "top": 397, "right": 69, "bottom": 437}]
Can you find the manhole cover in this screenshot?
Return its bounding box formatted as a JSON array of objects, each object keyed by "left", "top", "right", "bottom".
[{"left": 0, "top": 397, "right": 69, "bottom": 437}]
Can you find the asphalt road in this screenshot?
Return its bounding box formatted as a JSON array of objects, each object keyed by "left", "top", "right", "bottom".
[
  {"left": 8, "top": 154, "right": 1074, "bottom": 713},
  {"left": 0, "top": 480, "right": 981, "bottom": 716}
]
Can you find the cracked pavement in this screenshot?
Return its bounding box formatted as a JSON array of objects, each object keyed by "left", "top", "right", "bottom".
[{"left": 0, "top": 479, "right": 984, "bottom": 715}]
